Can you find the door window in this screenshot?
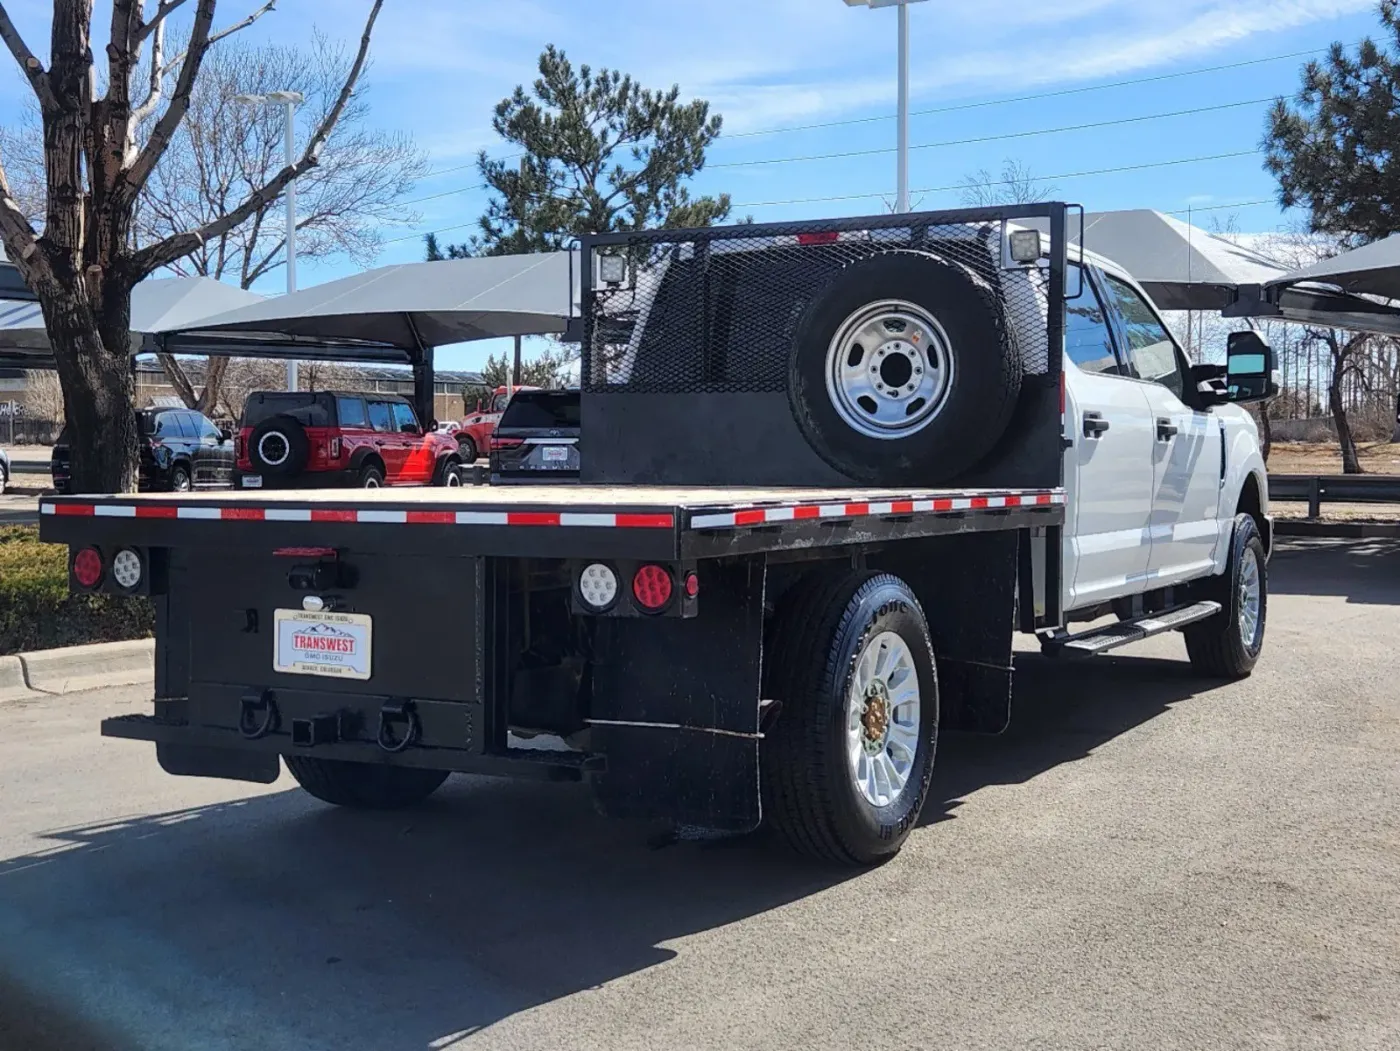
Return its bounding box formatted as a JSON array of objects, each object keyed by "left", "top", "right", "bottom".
[
  {"left": 153, "top": 412, "right": 182, "bottom": 438},
  {"left": 367, "top": 400, "right": 394, "bottom": 432},
  {"left": 337, "top": 396, "right": 369, "bottom": 429},
  {"left": 1101, "top": 274, "right": 1185, "bottom": 399},
  {"left": 391, "top": 402, "right": 420, "bottom": 434},
  {"left": 1064, "top": 267, "right": 1120, "bottom": 376},
  {"left": 194, "top": 415, "right": 220, "bottom": 440}
]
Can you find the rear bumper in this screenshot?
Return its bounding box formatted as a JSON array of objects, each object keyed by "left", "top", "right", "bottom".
[{"left": 233, "top": 468, "right": 360, "bottom": 490}]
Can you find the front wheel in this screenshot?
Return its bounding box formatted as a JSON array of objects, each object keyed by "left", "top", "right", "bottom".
[
  {"left": 762, "top": 570, "right": 939, "bottom": 865},
  {"left": 359, "top": 464, "right": 385, "bottom": 488},
  {"left": 284, "top": 756, "right": 449, "bottom": 808},
  {"left": 171, "top": 464, "right": 192, "bottom": 492},
  {"left": 457, "top": 435, "right": 478, "bottom": 463},
  {"left": 1184, "top": 513, "right": 1267, "bottom": 678}
]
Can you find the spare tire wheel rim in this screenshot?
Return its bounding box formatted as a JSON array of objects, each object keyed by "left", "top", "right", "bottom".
[
  {"left": 825, "top": 299, "right": 955, "bottom": 440},
  {"left": 257, "top": 430, "right": 291, "bottom": 467},
  {"left": 846, "top": 629, "right": 921, "bottom": 808}
]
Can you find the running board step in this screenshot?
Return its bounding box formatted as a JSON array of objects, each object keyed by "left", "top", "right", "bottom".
[{"left": 1043, "top": 600, "right": 1222, "bottom": 657}]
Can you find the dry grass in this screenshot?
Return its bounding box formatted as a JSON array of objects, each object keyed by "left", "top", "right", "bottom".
[{"left": 1266, "top": 440, "right": 1400, "bottom": 476}]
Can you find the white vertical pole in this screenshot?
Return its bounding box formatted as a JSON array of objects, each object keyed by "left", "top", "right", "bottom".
[
  {"left": 284, "top": 99, "right": 299, "bottom": 392},
  {"left": 896, "top": 2, "right": 910, "bottom": 213}
]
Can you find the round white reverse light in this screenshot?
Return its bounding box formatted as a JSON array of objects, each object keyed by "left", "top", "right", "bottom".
[
  {"left": 111, "top": 548, "right": 142, "bottom": 590},
  {"left": 578, "top": 562, "right": 619, "bottom": 611}
]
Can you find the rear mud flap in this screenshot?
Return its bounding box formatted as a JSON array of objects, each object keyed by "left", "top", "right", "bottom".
[
  {"left": 157, "top": 742, "right": 280, "bottom": 784},
  {"left": 589, "top": 559, "right": 765, "bottom": 832}
]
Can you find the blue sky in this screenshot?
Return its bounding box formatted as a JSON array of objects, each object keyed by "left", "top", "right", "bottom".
[{"left": 0, "top": 0, "right": 1385, "bottom": 371}]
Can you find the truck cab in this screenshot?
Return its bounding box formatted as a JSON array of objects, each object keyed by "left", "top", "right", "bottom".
[{"left": 1058, "top": 251, "right": 1269, "bottom": 614}]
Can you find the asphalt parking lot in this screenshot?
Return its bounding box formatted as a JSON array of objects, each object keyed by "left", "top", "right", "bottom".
[{"left": 0, "top": 537, "right": 1397, "bottom": 1051}]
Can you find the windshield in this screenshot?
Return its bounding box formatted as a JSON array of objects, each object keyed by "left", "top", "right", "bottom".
[
  {"left": 240, "top": 392, "right": 333, "bottom": 427},
  {"left": 499, "top": 391, "right": 581, "bottom": 430}
]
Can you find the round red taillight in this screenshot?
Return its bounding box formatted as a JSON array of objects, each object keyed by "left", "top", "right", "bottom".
[
  {"left": 684, "top": 571, "right": 699, "bottom": 598},
  {"left": 632, "top": 564, "right": 673, "bottom": 611},
  {"left": 72, "top": 547, "right": 103, "bottom": 589}
]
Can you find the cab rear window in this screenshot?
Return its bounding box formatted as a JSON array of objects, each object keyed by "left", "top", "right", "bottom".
[{"left": 499, "top": 391, "right": 581, "bottom": 430}]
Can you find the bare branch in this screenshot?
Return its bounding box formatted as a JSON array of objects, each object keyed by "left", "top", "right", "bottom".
[
  {"left": 130, "top": 17, "right": 167, "bottom": 129},
  {"left": 135, "top": 0, "right": 191, "bottom": 44},
  {"left": 0, "top": 162, "right": 50, "bottom": 288},
  {"left": 206, "top": 0, "right": 276, "bottom": 49},
  {"left": 132, "top": 0, "right": 386, "bottom": 278},
  {"left": 123, "top": 0, "right": 217, "bottom": 196},
  {"left": 0, "top": 2, "right": 58, "bottom": 112}
]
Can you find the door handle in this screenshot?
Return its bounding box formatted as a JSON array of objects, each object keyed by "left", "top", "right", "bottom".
[
  {"left": 1081, "top": 411, "right": 1111, "bottom": 438},
  {"left": 1156, "top": 418, "right": 1179, "bottom": 441},
  {"left": 374, "top": 440, "right": 386, "bottom": 446}
]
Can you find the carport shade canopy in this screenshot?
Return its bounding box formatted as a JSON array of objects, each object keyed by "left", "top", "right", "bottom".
[
  {"left": 0, "top": 276, "right": 265, "bottom": 367},
  {"left": 172, "top": 251, "right": 578, "bottom": 350},
  {"left": 1265, "top": 233, "right": 1400, "bottom": 301}
]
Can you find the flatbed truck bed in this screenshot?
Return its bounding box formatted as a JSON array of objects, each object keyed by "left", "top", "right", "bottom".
[{"left": 39, "top": 484, "right": 1066, "bottom": 559}]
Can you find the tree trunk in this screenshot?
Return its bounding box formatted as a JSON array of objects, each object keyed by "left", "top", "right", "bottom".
[
  {"left": 1391, "top": 392, "right": 1400, "bottom": 444},
  {"left": 1257, "top": 407, "right": 1272, "bottom": 462},
  {"left": 38, "top": 290, "right": 139, "bottom": 493},
  {"left": 1329, "top": 375, "right": 1362, "bottom": 474}
]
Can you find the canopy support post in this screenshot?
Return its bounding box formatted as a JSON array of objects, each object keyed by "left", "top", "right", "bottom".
[{"left": 405, "top": 313, "right": 435, "bottom": 427}]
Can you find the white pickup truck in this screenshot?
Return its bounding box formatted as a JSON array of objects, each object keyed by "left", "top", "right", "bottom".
[{"left": 42, "top": 203, "right": 1274, "bottom": 866}]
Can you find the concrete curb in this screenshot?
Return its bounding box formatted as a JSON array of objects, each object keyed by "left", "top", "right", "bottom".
[
  {"left": 0, "top": 638, "right": 153, "bottom": 701},
  {"left": 1276, "top": 519, "right": 1400, "bottom": 539},
  {"left": 0, "top": 655, "right": 29, "bottom": 703}
]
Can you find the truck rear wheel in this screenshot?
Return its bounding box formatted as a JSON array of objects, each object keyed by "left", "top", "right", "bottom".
[
  {"left": 788, "top": 251, "right": 1022, "bottom": 485},
  {"left": 1184, "top": 513, "right": 1267, "bottom": 678},
  {"left": 762, "top": 570, "right": 939, "bottom": 865},
  {"left": 284, "top": 756, "right": 449, "bottom": 809}
]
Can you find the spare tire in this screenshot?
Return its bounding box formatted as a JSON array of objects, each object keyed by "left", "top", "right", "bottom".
[
  {"left": 248, "top": 414, "right": 310, "bottom": 476},
  {"left": 788, "top": 250, "right": 1022, "bottom": 485}
]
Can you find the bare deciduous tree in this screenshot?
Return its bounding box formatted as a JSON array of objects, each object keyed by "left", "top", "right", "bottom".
[
  {"left": 22, "top": 369, "right": 64, "bottom": 424},
  {"left": 958, "top": 158, "right": 1057, "bottom": 208},
  {"left": 137, "top": 31, "right": 425, "bottom": 412},
  {"left": 0, "top": 0, "right": 385, "bottom": 492}
]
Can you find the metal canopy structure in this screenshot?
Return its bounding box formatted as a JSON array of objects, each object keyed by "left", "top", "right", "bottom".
[
  {"left": 171, "top": 251, "right": 578, "bottom": 349},
  {"left": 1264, "top": 233, "right": 1400, "bottom": 301},
  {"left": 0, "top": 276, "right": 265, "bottom": 368}
]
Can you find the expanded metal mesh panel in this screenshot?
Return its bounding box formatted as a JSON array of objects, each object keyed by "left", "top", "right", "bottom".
[{"left": 583, "top": 213, "right": 1059, "bottom": 395}]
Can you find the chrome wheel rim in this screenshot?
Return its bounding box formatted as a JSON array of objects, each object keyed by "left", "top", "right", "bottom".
[
  {"left": 1238, "top": 546, "right": 1262, "bottom": 648},
  {"left": 173, "top": 470, "right": 190, "bottom": 492},
  {"left": 445, "top": 468, "right": 461, "bottom": 487},
  {"left": 363, "top": 475, "right": 380, "bottom": 489},
  {"left": 845, "top": 630, "right": 921, "bottom": 808},
  {"left": 825, "top": 299, "right": 954, "bottom": 440}
]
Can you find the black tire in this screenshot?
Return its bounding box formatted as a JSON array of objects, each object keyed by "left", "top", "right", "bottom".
[
  {"left": 248, "top": 415, "right": 309, "bottom": 476},
  {"left": 284, "top": 756, "right": 449, "bottom": 809},
  {"left": 358, "top": 463, "right": 385, "bottom": 488},
  {"left": 434, "top": 456, "right": 462, "bottom": 487},
  {"left": 788, "top": 250, "right": 1022, "bottom": 485},
  {"left": 170, "top": 463, "right": 192, "bottom": 492},
  {"left": 1184, "top": 514, "right": 1267, "bottom": 678},
  {"left": 762, "top": 570, "right": 939, "bottom": 865},
  {"left": 457, "top": 435, "right": 478, "bottom": 463}
]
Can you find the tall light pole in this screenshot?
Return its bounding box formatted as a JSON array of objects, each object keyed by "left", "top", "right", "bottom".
[
  {"left": 843, "top": 0, "right": 927, "bottom": 213},
  {"left": 235, "top": 90, "right": 304, "bottom": 390}
]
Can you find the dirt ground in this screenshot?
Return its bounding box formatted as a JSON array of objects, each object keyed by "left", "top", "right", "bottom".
[{"left": 1267, "top": 440, "right": 1400, "bottom": 475}]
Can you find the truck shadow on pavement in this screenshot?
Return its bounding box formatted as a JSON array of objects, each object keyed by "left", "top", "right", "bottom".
[
  {"left": 0, "top": 650, "right": 1223, "bottom": 1051},
  {"left": 1269, "top": 536, "right": 1400, "bottom": 604}
]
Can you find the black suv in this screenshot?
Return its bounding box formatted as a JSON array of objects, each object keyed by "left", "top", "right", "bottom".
[
  {"left": 51, "top": 408, "right": 234, "bottom": 494},
  {"left": 489, "top": 389, "right": 581, "bottom": 483}
]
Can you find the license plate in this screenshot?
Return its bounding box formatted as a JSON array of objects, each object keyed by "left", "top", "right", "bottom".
[
  {"left": 241, "top": 474, "right": 263, "bottom": 488},
  {"left": 274, "top": 610, "right": 372, "bottom": 680},
  {"left": 542, "top": 446, "right": 569, "bottom": 462}
]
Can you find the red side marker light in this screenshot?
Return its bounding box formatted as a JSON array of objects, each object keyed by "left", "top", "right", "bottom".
[
  {"left": 72, "top": 547, "right": 103, "bottom": 589},
  {"left": 632, "top": 564, "right": 673, "bottom": 611},
  {"left": 684, "top": 571, "right": 699, "bottom": 598},
  {"left": 796, "top": 231, "right": 840, "bottom": 245}
]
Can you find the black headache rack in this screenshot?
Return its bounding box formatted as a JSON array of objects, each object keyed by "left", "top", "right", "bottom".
[{"left": 577, "top": 202, "right": 1075, "bottom": 490}]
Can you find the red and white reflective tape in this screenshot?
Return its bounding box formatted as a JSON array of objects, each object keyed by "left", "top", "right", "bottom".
[
  {"left": 40, "top": 502, "right": 676, "bottom": 529},
  {"left": 687, "top": 490, "right": 1066, "bottom": 530}
]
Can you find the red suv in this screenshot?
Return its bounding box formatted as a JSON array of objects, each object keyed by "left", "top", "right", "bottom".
[{"left": 235, "top": 391, "right": 462, "bottom": 489}]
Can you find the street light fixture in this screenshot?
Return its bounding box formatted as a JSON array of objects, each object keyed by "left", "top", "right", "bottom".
[
  {"left": 235, "top": 90, "right": 305, "bottom": 391},
  {"left": 843, "top": 0, "right": 927, "bottom": 213}
]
